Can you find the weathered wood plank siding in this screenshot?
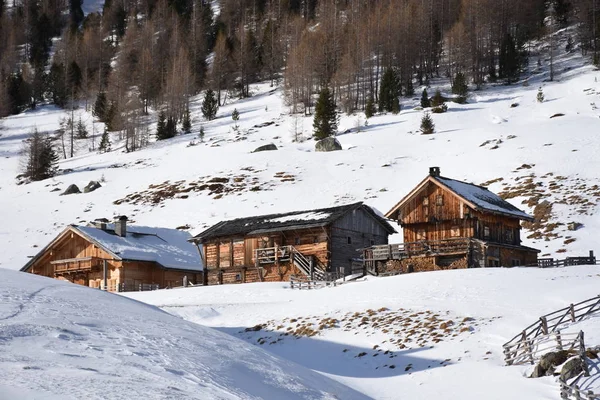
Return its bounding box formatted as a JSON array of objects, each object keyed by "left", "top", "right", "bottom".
[{"left": 331, "top": 208, "right": 390, "bottom": 274}]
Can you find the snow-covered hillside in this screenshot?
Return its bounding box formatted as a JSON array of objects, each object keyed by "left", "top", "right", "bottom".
[
  {"left": 1, "top": 28, "right": 600, "bottom": 271},
  {"left": 126, "top": 266, "right": 600, "bottom": 400},
  {"left": 0, "top": 269, "right": 367, "bottom": 400}
]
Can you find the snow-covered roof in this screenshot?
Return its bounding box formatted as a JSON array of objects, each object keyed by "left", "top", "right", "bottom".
[
  {"left": 192, "top": 202, "right": 396, "bottom": 242},
  {"left": 385, "top": 173, "right": 533, "bottom": 221},
  {"left": 434, "top": 176, "right": 533, "bottom": 220},
  {"left": 75, "top": 224, "right": 202, "bottom": 271}
]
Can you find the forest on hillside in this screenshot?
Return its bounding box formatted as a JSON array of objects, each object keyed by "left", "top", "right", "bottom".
[{"left": 0, "top": 0, "right": 598, "bottom": 150}]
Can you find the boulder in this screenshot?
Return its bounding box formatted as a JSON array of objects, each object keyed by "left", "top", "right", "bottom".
[
  {"left": 83, "top": 181, "right": 102, "bottom": 193},
  {"left": 560, "top": 357, "right": 585, "bottom": 382},
  {"left": 315, "top": 137, "right": 342, "bottom": 152},
  {"left": 539, "top": 350, "right": 570, "bottom": 371},
  {"left": 253, "top": 143, "right": 278, "bottom": 153},
  {"left": 61, "top": 184, "right": 81, "bottom": 196},
  {"left": 530, "top": 363, "right": 547, "bottom": 378}
]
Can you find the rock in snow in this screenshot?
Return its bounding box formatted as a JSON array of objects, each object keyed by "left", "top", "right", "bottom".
[
  {"left": 61, "top": 184, "right": 81, "bottom": 195},
  {"left": 83, "top": 181, "right": 102, "bottom": 193},
  {"left": 315, "top": 137, "right": 342, "bottom": 152},
  {"left": 253, "top": 143, "right": 278, "bottom": 152}
]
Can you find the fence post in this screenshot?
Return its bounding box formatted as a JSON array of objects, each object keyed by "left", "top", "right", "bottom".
[
  {"left": 560, "top": 379, "right": 569, "bottom": 400},
  {"left": 587, "top": 391, "right": 595, "bottom": 400},
  {"left": 540, "top": 316, "right": 549, "bottom": 335},
  {"left": 579, "top": 331, "right": 590, "bottom": 377},
  {"left": 526, "top": 339, "right": 534, "bottom": 365},
  {"left": 570, "top": 304, "right": 576, "bottom": 322},
  {"left": 556, "top": 330, "right": 563, "bottom": 351},
  {"left": 503, "top": 346, "right": 512, "bottom": 365}
]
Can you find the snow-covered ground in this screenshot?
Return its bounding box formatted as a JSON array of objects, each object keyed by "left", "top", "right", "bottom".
[
  {"left": 0, "top": 268, "right": 367, "bottom": 400},
  {"left": 126, "top": 265, "right": 600, "bottom": 399}
]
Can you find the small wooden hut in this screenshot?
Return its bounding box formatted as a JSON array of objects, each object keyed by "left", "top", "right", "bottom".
[
  {"left": 21, "top": 217, "right": 203, "bottom": 292},
  {"left": 189, "top": 202, "right": 396, "bottom": 284}
]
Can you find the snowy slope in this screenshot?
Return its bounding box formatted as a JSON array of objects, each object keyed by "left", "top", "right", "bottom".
[
  {"left": 0, "top": 269, "right": 368, "bottom": 400},
  {"left": 1, "top": 29, "right": 600, "bottom": 270},
  {"left": 126, "top": 266, "right": 600, "bottom": 400}
]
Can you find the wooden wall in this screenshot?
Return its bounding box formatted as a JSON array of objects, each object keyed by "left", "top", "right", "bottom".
[
  {"left": 398, "top": 181, "right": 524, "bottom": 247},
  {"left": 330, "top": 207, "right": 390, "bottom": 274}
]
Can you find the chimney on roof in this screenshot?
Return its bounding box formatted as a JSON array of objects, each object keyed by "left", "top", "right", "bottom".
[
  {"left": 429, "top": 167, "right": 441, "bottom": 177},
  {"left": 115, "top": 216, "right": 128, "bottom": 237},
  {"left": 93, "top": 218, "right": 110, "bottom": 230}
]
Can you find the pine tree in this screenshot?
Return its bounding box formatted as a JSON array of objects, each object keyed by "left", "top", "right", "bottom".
[
  {"left": 313, "top": 87, "right": 339, "bottom": 140},
  {"left": 156, "top": 111, "right": 167, "bottom": 140},
  {"left": 365, "top": 96, "right": 376, "bottom": 119},
  {"left": 232, "top": 108, "right": 240, "bottom": 122},
  {"left": 99, "top": 126, "right": 111, "bottom": 153},
  {"left": 421, "top": 89, "right": 431, "bottom": 108},
  {"left": 201, "top": 89, "right": 218, "bottom": 121},
  {"left": 76, "top": 117, "right": 88, "bottom": 138},
  {"left": 420, "top": 112, "right": 435, "bottom": 135},
  {"left": 378, "top": 67, "right": 401, "bottom": 112},
  {"left": 93, "top": 92, "right": 108, "bottom": 122},
  {"left": 166, "top": 116, "right": 177, "bottom": 138},
  {"left": 21, "top": 129, "right": 58, "bottom": 181},
  {"left": 182, "top": 107, "right": 191, "bottom": 134},
  {"left": 537, "top": 87, "right": 545, "bottom": 103},
  {"left": 431, "top": 90, "right": 444, "bottom": 107},
  {"left": 452, "top": 72, "right": 468, "bottom": 102},
  {"left": 199, "top": 125, "right": 205, "bottom": 142},
  {"left": 391, "top": 96, "right": 401, "bottom": 114},
  {"left": 47, "top": 63, "right": 67, "bottom": 107},
  {"left": 499, "top": 33, "right": 520, "bottom": 84}
]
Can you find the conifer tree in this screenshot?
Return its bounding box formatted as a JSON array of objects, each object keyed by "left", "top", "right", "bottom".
[
  {"left": 404, "top": 78, "right": 414, "bottom": 97},
  {"left": 365, "top": 96, "right": 376, "bottom": 119},
  {"left": 420, "top": 112, "right": 435, "bottom": 135},
  {"left": 93, "top": 92, "right": 108, "bottom": 122},
  {"left": 99, "top": 126, "right": 111, "bottom": 153},
  {"left": 21, "top": 129, "right": 58, "bottom": 181},
  {"left": 202, "top": 89, "right": 218, "bottom": 121},
  {"left": 499, "top": 33, "right": 520, "bottom": 84},
  {"left": 537, "top": 87, "right": 545, "bottom": 103},
  {"left": 156, "top": 111, "right": 167, "bottom": 140},
  {"left": 378, "top": 67, "right": 401, "bottom": 112},
  {"left": 313, "top": 87, "right": 338, "bottom": 140},
  {"left": 76, "top": 117, "right": 88, "bottom": 138},
  {"left": 182, "top": 107, "right": 191, "bottom": 134},
  {"left": 232, "top": 108, "right": 240, "bottom": 122},
  {"left": 431, "top": 90, "right": 444, "bottom": 107},
  {"left": 421, "top": 89, "right": 431, "bottom": 108},
  {"left": 166, "top": 116, "right": 177, "bottom": 138},
  {"left": 199, "top": 125, "right": 205, "bottom": 142},
  {"left": 452, "top": 72, "right": 468, "bottom": 102}
]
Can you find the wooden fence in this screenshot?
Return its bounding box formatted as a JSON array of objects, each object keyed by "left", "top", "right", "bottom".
[
  {"left": 503, "top": 295, "right": 600, "bottom": 365},
  {"left": 503, "top": 295, "right": 600, "bottom": 400},
  {"left": 533, "top": 251, "right": 596, "bottom": 268}
]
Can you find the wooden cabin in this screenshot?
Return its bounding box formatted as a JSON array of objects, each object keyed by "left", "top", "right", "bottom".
[
  {"left": 21, "top": 217, "right": 203, "bottom": 292},
  {"left": 364, "top": 167, "right": 539, "bottom": 274},
  {"left": 189, "top": 202, "right": 396, "bottom": 284}
]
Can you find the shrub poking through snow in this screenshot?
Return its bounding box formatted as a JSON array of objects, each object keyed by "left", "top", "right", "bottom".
[
  {"left": 537, "top": 87, "right": 545, "bottom": 103},
  {"left": 420, "top": 112, "right": 435, "bottom": 135}
]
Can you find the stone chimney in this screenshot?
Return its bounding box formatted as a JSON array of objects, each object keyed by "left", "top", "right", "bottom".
[
  {"left": 115, "top": 216, "right": 128, "bottom": 237},
  {"left": 429, "top": 167, "right": 441, "bottom": 177},
  {"left": 93, "top": 218, "right": 110, "bottom": 230}
]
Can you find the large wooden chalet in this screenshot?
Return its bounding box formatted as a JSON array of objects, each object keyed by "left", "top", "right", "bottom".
[
  {"left": 190, "top": 202, "right": 396, "bottom": 284},
  {"left": 364, "top": 167, "right": 540, "bottom": 274},
  {"left": 21, "top": 217, "right": 203, "bottom": 292}
]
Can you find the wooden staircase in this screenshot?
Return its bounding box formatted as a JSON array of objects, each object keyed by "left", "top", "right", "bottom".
[{"left": 254, "top": 245, "right": 327, "bottom": 281}]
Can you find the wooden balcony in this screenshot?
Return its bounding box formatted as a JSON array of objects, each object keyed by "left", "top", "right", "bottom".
[
  {"left": 364, "top": 238, "right": 472, "bottom": 262},
  {"left": 51, "top": 257, "right": 103, "bottom": 274}
]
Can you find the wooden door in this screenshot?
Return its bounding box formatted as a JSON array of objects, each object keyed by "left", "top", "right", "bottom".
[{"left": 245, "top": 238, "right": 257, "bottom": 266}]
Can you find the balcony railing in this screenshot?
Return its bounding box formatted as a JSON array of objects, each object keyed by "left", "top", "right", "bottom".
[
  {"left": 51, "top": 257, "right": 103, "bottom": 274},
  {"left": 364, "top": 238, "right": 472, "bottom": 262}
]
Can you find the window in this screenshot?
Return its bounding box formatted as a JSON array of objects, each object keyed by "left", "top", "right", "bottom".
[
  {"left": 483, "top": 226, "right": 490, "bottom": 239},
  {"left": 422, "top": 197, "right": 429, "bottom": 206},
  {"left": 512, "top": 259, "right": 521, "bottom": 267},
  {"left": 235, "top": 273, "right": 242, "bottom": 281},
  {"left": 347, "top": 236, "right": 352, "bottom": 244},
  {"left": 417, "top": 229, "right": 426, "bottom": 241},
  {"left": 423, "top": 197, "right": 429, "bottom": 217},
  {"left": 451, "top": 226, "right": 460, "bottom": 237},
  {"left": 505, "top": 229, "right": 514, "bottom": 243},
  {"left": 295, "top": 237, "right": 301, "bottom": 245},
  {"left": 436, "top": 195, "right": 444, "bottom": 206},
  {"left": 370, "top": 239, "right": 375, "bottom": 246}
]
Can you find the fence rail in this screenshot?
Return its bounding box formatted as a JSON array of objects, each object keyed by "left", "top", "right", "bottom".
[
  {"left": 365, "top": 238, "right": 472, "bottom": 262},
  {"left": 533, "top": 253, "right": 597, "bottom": 268}
]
